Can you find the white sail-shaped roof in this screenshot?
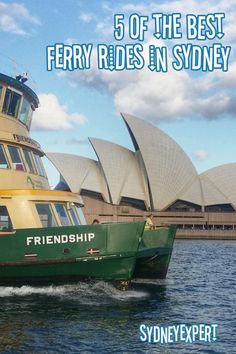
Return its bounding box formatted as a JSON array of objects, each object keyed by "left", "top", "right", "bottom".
[
  {"left": 47, "top": 116, "right": 236, "bottom": 213},
  {"left": 177, "top": 176, "right": 203, "bottom": 206},
  {"left": 89, "top": 138, "right": 150, "bottom": 206},
  {"left": 46, "top": 153, "right": 110, "bottom": 202},
  {"left": 122, "top": 113, "right": 202, "bottom": 210},
  {"left": 200, "top": 163, "right": 236, "bottom": 208}
]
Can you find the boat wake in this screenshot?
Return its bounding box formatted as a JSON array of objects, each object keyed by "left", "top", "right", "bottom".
[
  {"left": 0, "top": 281, "right": 149, "bottom": 303},
  {"left": 133, "top": 278, "right": 166, "bottom": 285}
]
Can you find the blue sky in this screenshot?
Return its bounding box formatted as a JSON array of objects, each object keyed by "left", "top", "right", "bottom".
[{"left": 0, "top": 0, "right": 235, "bottom": 187}]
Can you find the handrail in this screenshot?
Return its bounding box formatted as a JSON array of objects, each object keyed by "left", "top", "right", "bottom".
[{"left": 0, "top": 230, "right": 16, "bottom": 236}]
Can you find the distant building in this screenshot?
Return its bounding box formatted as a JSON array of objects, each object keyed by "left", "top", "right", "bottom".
[{"left": 47, "top": 113, "right": 236, "bottom": 239}]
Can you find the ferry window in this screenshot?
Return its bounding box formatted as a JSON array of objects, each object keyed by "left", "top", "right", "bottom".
[
  {"left": 26, "top": 107, "right": 33, "bottom": 129},
  {"left": 33, "top": 153, "right": 45, "bottom": 177},
  {"left": 23, "top": 149, "right": 37, "bottom": 174},
  {"left": 0, "top": 144, "right": 9, "bottom": 169},
  {"left": 54, "top": 204, "right": 71, "bottom": 226},
  {"left": 19, "top": 97, "right": 30, "bottom": 124},
  {"left": 8, "top": 145, "right": 25, "bottom": 171},
  {"left": 69, "top": 205, "right": 81, "bottom": 225},
  {"left": 76, "top": 206, "right": 86, "bottom": 225},
  {"left": 0, "top": 206, "right": 13, "bottom": 231},
  {"left": 2, "top": 88, "right": 21, "bottom": 117},
  {"left": 35, "top": 203, "right": 57, "bottom": 228}
]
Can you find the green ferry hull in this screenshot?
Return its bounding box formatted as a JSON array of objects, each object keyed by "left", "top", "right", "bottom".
[
  {"left": 134, "top": 224, "right": 177, "bottom": 279},
  {"left": 0, "top": 221, "right": 145, "bottom": 285}
]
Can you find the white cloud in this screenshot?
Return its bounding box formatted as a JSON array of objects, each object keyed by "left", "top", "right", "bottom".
[
  {"left": 79, "top": 12, "right": 95, "bottom": 24},
  {"left": 61, "top": 0, "right": 236, "bottom": 123},
  {"left": 63, "top": 39, "right": 236, "bottom": 121},
  {"left": 0, "top": 2, "right": 40, "bottom": 35},
  {"left": 65, "top": 138, "right": 89, "bottom": 145},
  {"left": 32, "top": 93, "right": 86, "bottom": 131},
  {"left": 95, "top": 0, "right": 236, "bottom": 46},
  {"left": 65, "top": 38, "right": 79, "bottom": 45},
  {"left": 193, "top": 150, "right": 209, "bottom": 161}
]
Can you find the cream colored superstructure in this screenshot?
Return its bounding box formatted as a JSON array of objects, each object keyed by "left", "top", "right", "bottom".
[
  {"left": 0, "top": 189, "right": 84, "bottom": 229},
  {"left": 0, "top": 73, "right": 49, "bottom": 189},
  {"left": 0, "top": 72, "right": 87, "bottom": 233}
]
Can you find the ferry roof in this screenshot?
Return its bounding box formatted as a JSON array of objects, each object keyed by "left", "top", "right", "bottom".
[
  {"left": 0, "top": 189, "right": 84, "bottom": 206},
  {"left": 0, "top": 188, "right": 81, "bottom": 198},
  {"left": 0, "top": 73, "right": 39, "bottom": 108}
]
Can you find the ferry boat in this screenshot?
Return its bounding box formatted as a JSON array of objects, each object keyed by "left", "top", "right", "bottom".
[
  {"left": 0, "top": 72, "right": 145, "bottom": 287},
  {"left": 134, "top": 224, "right": 177, "bottom": 279}
]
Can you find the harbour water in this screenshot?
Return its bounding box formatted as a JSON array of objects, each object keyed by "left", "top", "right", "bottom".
[{"left": 0, "top": 240, "right": 235, "bottom": 353}]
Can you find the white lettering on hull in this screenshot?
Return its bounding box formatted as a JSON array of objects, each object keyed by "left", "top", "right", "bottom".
[{"left": 26, "top": 233, "right": 95, "bottom": 246}]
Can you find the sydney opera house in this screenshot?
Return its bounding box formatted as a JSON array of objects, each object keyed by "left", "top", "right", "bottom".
[{"left": 47, "top": 113, "right": 236, "bottom": 239}]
